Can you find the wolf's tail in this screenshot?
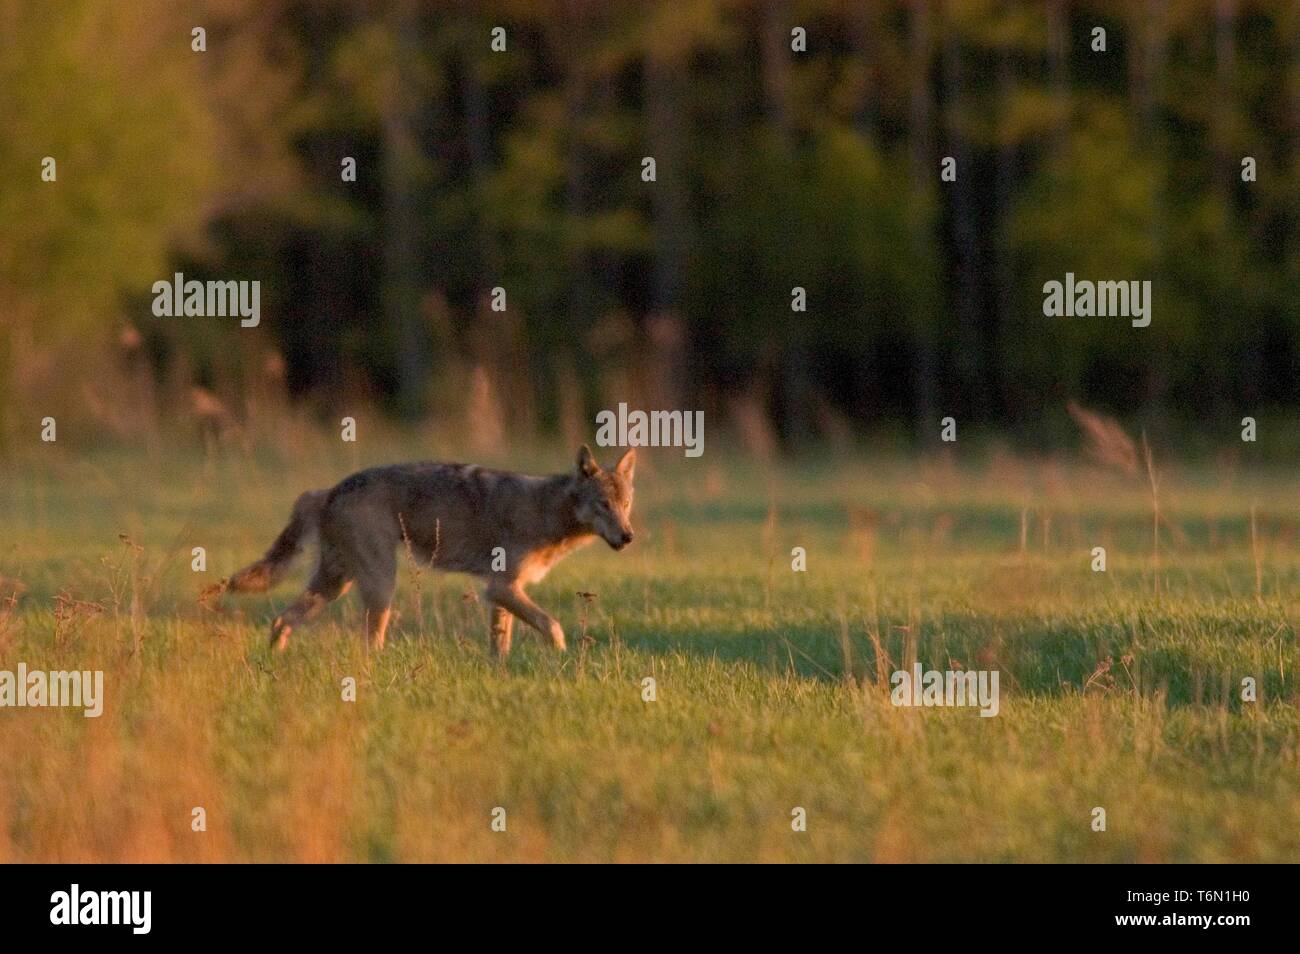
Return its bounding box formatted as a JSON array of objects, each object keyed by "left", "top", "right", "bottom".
[{"left": 204, "top": 489, "right": 328, "bottom": 598}]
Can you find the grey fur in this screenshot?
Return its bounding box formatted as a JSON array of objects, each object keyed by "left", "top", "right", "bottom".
[{"left": 212, "top": 445, "right": 636, "bottom": 654}]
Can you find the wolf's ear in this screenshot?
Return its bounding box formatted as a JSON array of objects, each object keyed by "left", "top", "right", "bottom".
[
  {"left": 576, "top": 444, "right": 601, "bottom": 478},
  {"left": 614, "top": 448, "right": 636, "bottom": 481}
]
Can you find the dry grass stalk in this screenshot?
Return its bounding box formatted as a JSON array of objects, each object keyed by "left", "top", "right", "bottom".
[
  {"left": 1067, "top": 401, "right": 1138, "bottom": 477},
  {"left": 1143, "top": 435, "right": 1161, "bottom": 600}
]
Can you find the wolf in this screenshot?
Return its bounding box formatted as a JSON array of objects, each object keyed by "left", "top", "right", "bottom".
[{"left": 205, "top": 446, "right": 635, "bottom": 655}]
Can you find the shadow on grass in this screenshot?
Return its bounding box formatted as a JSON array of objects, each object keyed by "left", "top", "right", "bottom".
[{"left": 612, "top": 607, "right": 1296, "bottom": 709}]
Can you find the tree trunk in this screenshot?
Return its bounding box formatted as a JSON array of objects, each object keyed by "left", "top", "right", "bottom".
[
  {"left": 943, "top": 21, "right": 987, "bottom": 421},
  {"left": 1046, "top": 0, "right": 1069, "bottom": 149},
  {"left": 645, "top": 45, "right": 690, "bottom": 410},
  {"left": 908, "top": 0, "right": 938, "bottom": 440},
  {"left": 462, "top": 47, "right": 500, "bottom": 281},
  {"left": 994, "top": 50, "right": 1018, "bottom": 429},
  {"left": 381, "top": 0, "right": 426, "bottom": 419},
  {"left": 1131, "top": 0, "right": 1170, "bottom": 418},
  {"left": 761, "top": 0, "right": 813, "bottom": 446}
]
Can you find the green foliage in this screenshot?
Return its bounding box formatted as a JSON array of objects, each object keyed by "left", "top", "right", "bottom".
[
  {"left": 0, "top": 0, "right": 216, "bottom": 337},
  {"left": 690, "top": 127, "right": 934, "bottom": 376},
  {"left": 1, "top": 0, "right": 1296, "bottom": 439},
  {"left": 1007, "top": 105, "right": 1161, "bottom": 393}
]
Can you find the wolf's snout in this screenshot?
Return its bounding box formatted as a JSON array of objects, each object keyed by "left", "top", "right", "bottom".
[{"left": 616, "top": 530, "right": 634, "bottom": 549}]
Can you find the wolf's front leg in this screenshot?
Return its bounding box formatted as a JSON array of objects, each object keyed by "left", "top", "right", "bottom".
[{"left": 486, "top": 582, "right": 565, "bottom": 651}]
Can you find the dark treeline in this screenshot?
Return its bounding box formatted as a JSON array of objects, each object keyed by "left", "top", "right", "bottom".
[{"left": 3, "top": 0, "right": 1298, "bottom": 450}]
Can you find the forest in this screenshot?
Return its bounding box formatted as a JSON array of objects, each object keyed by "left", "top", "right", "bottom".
[{"left": 2, "top": 0, "right": 1297, "bottom": 453}]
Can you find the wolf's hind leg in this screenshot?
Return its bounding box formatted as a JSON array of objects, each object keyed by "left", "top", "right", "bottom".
[
  {"left": 270, "top": 570, "right": 348, "bottom": 651},
  {"left": 489, "top": 606, "right": 515, "bottom": 658},
  {"left": 355, "top": 555, "right": 397, "bottom": 651}
]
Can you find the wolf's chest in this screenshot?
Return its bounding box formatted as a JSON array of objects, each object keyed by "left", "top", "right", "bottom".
[{"left": 515, "top": 534, "right": 596, "bottom": 585}]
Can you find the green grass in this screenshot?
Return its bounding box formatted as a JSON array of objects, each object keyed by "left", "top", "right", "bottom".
[{"left": 1, "top": 438, "right": 1298, "bottom": 861}]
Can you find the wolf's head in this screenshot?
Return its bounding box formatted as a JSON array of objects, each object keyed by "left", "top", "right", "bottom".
[{"left": 571, "top": 445, "right": 636, "bottom": 549}]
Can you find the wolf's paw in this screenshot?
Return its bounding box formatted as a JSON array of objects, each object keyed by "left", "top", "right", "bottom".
[
  {"left": 269, "top": 619, "right": 291, "bottom": 651},
  {"left": 547, "top": 620, "right": 567, "bottom": 651}
]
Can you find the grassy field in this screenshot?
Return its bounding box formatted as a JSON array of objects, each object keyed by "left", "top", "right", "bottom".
[{"left": 1, "top": 435, "right": 1298, "bottom": 862}]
